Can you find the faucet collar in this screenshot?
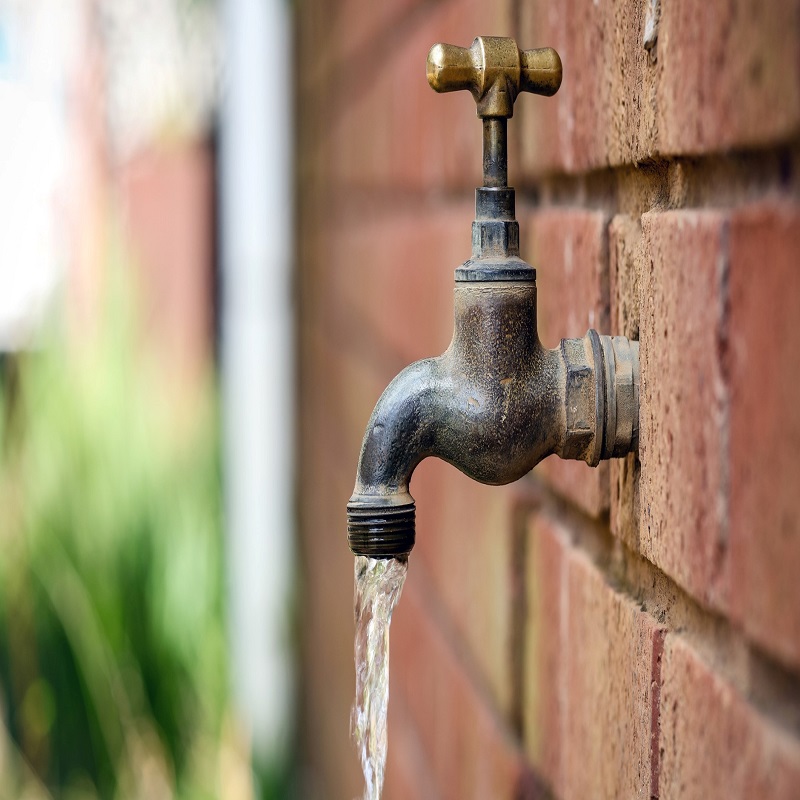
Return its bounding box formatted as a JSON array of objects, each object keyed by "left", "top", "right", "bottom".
[{"left": 455, "top": 185, "right": 537, "bottom": 282}]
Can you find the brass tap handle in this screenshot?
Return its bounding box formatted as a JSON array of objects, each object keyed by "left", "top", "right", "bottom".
[
  {"left": 427, "top": 36, "right": 561, "bottom": 189},
  {"left": 426, "top": 36, "right": 562, "bottom": 119}
]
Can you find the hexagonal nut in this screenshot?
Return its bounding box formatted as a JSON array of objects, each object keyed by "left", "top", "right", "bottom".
[
  {"left": 561, "top": 335, "right": 600, "bottom": 464},
  {"left": 471, "top": 220, "right": 520, "bottom": 258}
]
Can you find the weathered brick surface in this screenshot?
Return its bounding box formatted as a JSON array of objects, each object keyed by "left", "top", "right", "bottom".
[
  {"left": 637, "top": 210, "right": 730, "bottom": 608},
  {"left": 411, "top": 458, "right": 517, "bottom": 718},
  {"left": 518, "top": 0, "right": 609, "bottom": 174},
  {"left": 391, "top": 575, "right": 535, "bottom": 800},
  {"left": 518, "top": 0, "right": 800, "bottom": 177},
  {"left": 519, "top": 0, "right": 657, "bottom": 175},
  {"left": 657, "top": 0, "right": 800, "bottom": 156},
  {"left": 660, "top": 636, "right": 800, "bottom": 800},
  {"left": 617, "top": 203, "right": 800, "bottom": 669},
  {"left": 524, "top": 513, "right": 665, "bottom": 799},
  {"left": 608, "top": 214, "right": 641, "bottom": 342},
  {"left": 523, "top": 208, "right": 611, "bottom": 517},
  {"left": 522, "top": 514, "right": 566, "bottom": 791},
  {"left": 565, "top": 552, "right": 665, "bottom": 800},
  {"left": 727, "top": 204, "right": 800, "bottom": 669}
]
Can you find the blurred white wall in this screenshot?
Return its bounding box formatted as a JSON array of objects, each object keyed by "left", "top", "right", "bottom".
[
  {"left": 0, "top": 1, "right": 76, "bottom": 349},
  {"left": 220, "top": 0, "right": 295, "bottom": 767}
]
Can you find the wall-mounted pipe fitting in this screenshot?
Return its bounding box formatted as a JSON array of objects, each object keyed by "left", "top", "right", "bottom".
[
  {"left": 561, "top": 332, "right": 640, "bottom": 466},
  {"left": 347, "top": 37, "right": 640, "bottom": 558}
]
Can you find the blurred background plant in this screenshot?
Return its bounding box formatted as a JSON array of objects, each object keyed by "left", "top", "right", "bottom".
[
  {"left": 0, "top": 0, "right": 297, "bottom": 795},
  {"left": 0, "top": 276, "right": 242, "bottom": 799}
]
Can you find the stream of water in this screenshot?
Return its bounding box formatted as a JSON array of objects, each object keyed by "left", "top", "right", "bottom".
[{"left": 351, "top": 555, "right": 408, "bottom": 800}]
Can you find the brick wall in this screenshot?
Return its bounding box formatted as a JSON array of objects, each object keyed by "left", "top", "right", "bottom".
[{"left": 297, "top": 1, "right": 800, "bottom": 797}]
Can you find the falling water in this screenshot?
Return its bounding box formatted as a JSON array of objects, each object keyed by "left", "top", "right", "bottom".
[{"left": 351, "top": 555, "right": 408, "bottom": 800}]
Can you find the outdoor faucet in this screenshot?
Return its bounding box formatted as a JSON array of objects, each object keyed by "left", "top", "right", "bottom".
[{"left": 347, "top": 36, "right": 639, "bottom": 558}]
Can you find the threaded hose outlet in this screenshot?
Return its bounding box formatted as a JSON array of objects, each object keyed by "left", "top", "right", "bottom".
[{"left": 347, "top": 501, "right": 416, "bottom": 558}]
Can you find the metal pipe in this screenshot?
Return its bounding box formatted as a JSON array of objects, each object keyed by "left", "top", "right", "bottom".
[{"left": 482, "top": 118, "right": 507, "bottom": 187}]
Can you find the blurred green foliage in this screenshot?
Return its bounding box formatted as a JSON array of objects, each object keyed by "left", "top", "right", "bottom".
[{"left": 0, "top": 304, "right": 240, "bottom": 798}]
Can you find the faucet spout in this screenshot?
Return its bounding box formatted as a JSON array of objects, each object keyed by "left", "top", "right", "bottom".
[{"left": 347, "top": 280, "right": 639, "bottom": 558}]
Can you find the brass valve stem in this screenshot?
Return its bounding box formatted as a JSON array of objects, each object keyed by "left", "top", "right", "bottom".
[{"left": 483, "top": 118, "right": 508, "bottom": 188}]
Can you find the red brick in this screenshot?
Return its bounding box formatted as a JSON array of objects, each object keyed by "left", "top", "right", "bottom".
[
  {"left": 608, "top": 214, "right": 642, "bottom": 341},
  {"left": 412, "top": 458, "right": 517, "bottom": 717},
  {"left": 522, "top": 514, "right": 566, "bottom": 791},
  {"left": 383, "top": 696, "right": 438, "bottom": 800},
  {"left": 391, "top": 575, "right": 534, "bottom": 799},
  {"left": 518, "top": 0, "right": 657, "bottom": 176},
  {"left": 324, "top": 205, "right": 468, "bottom": 368},
  {"left": 518, "top": 0, "right": 800, "bottom": 176},
  {"left": 523, "top": 208, "right": 611, "bottom": 517},
  {"left": 532, "top": 455, "right": 608, "bottom": 521},
  {"left": 659, "top": 636, "right": 800, "bottom": 800},
  {"left": 638, "top": 211, "right": 729, "bottom": 608},
  {"left": 303, "top": 326, "right": 391, "bottom": 476},
  {"left": 635, "top": 204, "right": 800, "bottom": 663},
  {"left": 525, "top": 209, "right": 610, "bottom": 369},
  {"left": 658, "top": 0, "right": 800, "bottom": 156},
  {"left": 523, "top": 513, "right": 665, "bottom": 798},
  {"left": 605, "top": 1, "right": 659, "bottom": 166},
  {"left": 564, "top": 536, "right": 665, "bottom": 799},
  {"left": 518, "top": 0, "right": 611, "bottom": 175},
  {"left": 727, "top": 204, "right": 800, "bottom": 669}
]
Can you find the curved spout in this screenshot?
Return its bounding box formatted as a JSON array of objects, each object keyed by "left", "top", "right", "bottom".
[
  {"left": 349, "top": 283, "right": 563, "bottom": 557},
  {"left": 347, "top": 281, "right": 640, "bottom": 558},
  {"left": 351, "top": 286, "right": 563, "bottom": 496},
  {"left": 345, "top": 357, "right": 447, "bottom": 559},
  {"left": 350, "top": 357, "right": 447, "bottom": 499}
]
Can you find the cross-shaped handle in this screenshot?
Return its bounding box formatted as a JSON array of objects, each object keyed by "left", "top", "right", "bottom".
[
  {"left": 426, "top": 36, "right": 562, "bottom": 119},
  {"left": 427, "top": 36, "right": 561, "bottom": 188}
]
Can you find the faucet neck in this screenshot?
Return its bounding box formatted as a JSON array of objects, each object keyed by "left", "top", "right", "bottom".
[
  {"left": 451, "top": 282, "right": 541, "bottom": 375},
  {"left": 455, "top": 186, "right": 535, "bottom": 282}
]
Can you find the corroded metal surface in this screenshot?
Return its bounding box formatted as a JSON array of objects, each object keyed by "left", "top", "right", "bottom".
[{"left": 347, "top": 38, "right": 639, "bottom": 558}]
